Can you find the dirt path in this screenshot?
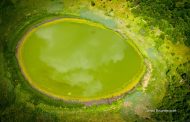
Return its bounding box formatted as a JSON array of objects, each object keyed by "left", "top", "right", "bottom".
[{"left": 142, "top": 60, "right": 152, "bottom": 91}]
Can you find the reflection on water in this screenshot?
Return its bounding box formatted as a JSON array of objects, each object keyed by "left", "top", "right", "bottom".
[
  {"left": 83, "top": 81, "right": 102, "bottom": 97},
  {"left": 38, "top": 26, "right": 126, "bottom": 73},
  {"left": 37, "top": 21, "right": 126, "bottom": 96},
  {"left": 21, "top": 19, "right": 143, "bottom": 98}
]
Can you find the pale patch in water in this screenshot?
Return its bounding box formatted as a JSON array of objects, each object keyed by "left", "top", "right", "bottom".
[
  {"left": 64, "top": 71, "right": 93, "bottom": 86},
  {"left": 38, "top": 29, "right": 126, "bottom": 73},
  {"left": 83, "top": 81, "right": 102, "bottom": 97}
]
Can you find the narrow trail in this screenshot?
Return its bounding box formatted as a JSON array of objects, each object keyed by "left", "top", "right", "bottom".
[{"left": 142, "top": 60, "right": 152, "bottom": 91}]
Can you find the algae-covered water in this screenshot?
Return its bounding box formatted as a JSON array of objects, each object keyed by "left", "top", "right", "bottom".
[{"left": 17, "top": 18, "right": 144, "bottom": 101}]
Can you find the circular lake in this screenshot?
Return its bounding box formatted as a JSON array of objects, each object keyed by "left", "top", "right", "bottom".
[{"left": 17, "top": 18, "right": 145, "bottom": 101}]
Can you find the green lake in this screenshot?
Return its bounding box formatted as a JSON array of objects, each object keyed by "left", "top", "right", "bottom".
[{"left": 17, "top": 18, "right": 145, "bottom": 101}]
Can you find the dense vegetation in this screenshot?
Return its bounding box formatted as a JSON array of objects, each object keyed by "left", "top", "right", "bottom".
[
  {"left": 129, "top": 0, "right": 190, "bottom": 121},
  {"left": 0, "top": 0, "right": 190, "bottom": 121},
  {"left": 130, "top": 0, "right": 190, "bottom": 46}
]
